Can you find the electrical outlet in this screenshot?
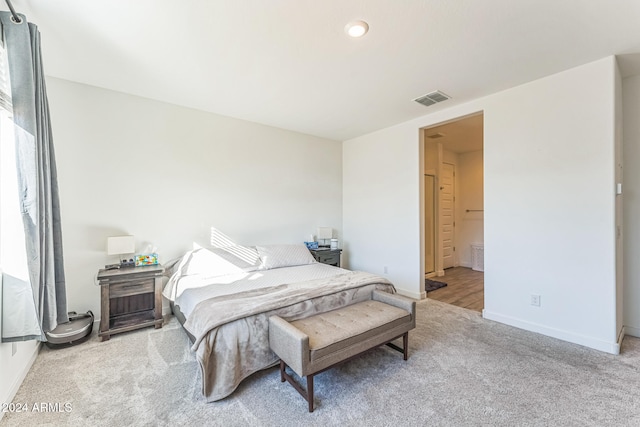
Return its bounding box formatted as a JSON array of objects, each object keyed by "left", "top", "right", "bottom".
[
  {"left": 531, "top": 294, "right": 541, "bottom": 307},
  {"left": 383, "top": 266, "right": 388, "bottom": 274}
]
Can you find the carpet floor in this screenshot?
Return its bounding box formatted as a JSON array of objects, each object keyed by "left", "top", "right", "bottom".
[{"left": 3, "top": 299, "right": 640, "bottom": 427}]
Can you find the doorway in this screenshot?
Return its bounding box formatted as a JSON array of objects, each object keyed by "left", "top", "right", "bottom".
[{"left": 422, "top": 112, "right": 484, "bottom": 311}]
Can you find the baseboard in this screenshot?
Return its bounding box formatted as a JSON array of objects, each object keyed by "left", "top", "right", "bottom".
[
  {"left": 459, "top": 261, "right": 471, "bottom": 268},
  {"left": 0, "top": 341, "right": 40, "bottom": 422},
  {"left": 617, "top": 326, "right": 626, "bottom": 349},
  {"left": 482, "top": 309, "right": 620, "bottom": 355},
  {"left": 395, "top": 287, "right": 426, "bottom": 300}
]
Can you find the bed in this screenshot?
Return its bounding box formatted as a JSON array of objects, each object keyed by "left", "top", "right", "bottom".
[{"left": 163, "top": 243, "right": 396, "bottom": 402}]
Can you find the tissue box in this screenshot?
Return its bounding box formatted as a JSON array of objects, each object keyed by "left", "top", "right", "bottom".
[
  {"left": 135, "top": 253, "right": 159, "bottom": 266},
  {"left": 304, "top": 241, "right": 319, "bottom": 250}
]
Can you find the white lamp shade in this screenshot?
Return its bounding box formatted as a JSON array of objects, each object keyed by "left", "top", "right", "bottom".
[
  {"left": 317, "top": 227, "right": 333, "bottom": 240},
  {"left": 107, "top": 235, "right": 135, "bottom": 255}
]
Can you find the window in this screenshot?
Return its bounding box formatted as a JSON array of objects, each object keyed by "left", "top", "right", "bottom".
[{"left": 0, "top": 35, "right": 28, "bottom": 282}]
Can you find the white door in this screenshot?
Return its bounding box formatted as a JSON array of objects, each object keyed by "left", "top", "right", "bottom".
[
  {"left": 424, "top": 175, "right": 436, "bottom": 274},
  {"left": 441, "top": 163, "right": 455, "bottom": 269}
]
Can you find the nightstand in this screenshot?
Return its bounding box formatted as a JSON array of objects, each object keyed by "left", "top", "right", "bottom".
[
  {"left": 308, "top": 248, "right": 342, "bottom": 267},
  {"left": 97, "top": 264, "right": 164, "bottom": 341}
]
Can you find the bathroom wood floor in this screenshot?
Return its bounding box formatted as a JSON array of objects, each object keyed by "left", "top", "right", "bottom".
[{"left": 427, "top": 266, "right": 484, "bottom": 312}]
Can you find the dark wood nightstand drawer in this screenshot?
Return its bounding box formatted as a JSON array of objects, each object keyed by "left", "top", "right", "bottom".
[
  {"left": 109, "top": 279, "right": 154, "bottom": 298},
  {"left": 317, "top": 252, "right": 339, "bottom": 265},
  {"left": 308, "top": 248, "right": 342, "bottom": 267}
]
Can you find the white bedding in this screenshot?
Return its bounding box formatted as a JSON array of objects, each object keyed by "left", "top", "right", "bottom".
[
  {"left": 167, "top": 261, "right": 349, "bottom": 319},
  {"left": 162, "top": 245, "right": 396, "bottom": 401}
]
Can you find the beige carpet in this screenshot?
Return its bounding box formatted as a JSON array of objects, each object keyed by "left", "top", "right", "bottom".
[{"left": 3, "top": 298, "right": 640, "bottom": 426}]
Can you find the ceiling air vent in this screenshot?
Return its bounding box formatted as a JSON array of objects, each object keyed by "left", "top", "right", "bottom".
[{"left": 414, "top": 90, "right": 450, "bottom": 107}]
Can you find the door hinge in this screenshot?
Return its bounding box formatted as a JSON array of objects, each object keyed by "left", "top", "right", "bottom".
[{"left": 453, "top": 247, "right": 456, "bottom": 251}]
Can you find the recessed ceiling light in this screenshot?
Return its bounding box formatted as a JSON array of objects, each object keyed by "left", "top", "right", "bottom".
[{"left": 345, "top": 20, "right": 369, "bottom": 38}]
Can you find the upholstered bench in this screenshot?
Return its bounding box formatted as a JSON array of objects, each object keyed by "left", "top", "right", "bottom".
[{"left": 268, "top": 290, "right": 416, "bottom": 412}]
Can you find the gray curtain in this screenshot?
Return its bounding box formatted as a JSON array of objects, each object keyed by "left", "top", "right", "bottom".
[{"left": 0, "top": 12, "right": 68, "bottom": 342}]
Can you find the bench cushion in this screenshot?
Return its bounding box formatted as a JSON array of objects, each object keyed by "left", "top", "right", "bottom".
[{"left": 290, "top": 300, "right": 410, "bottom": 361}]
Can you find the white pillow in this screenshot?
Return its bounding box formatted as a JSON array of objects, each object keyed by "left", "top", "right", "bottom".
[
  {"left": 162, "top": 245, "right": 262, "bottom": 301},
  {"left": 256, "top": 244, "right": 317, "bottom": 270}
]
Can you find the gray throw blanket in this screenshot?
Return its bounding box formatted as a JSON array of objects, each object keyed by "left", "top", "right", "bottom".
[{"left": 183, "top": 271, "right": 395, "bottom": 401}]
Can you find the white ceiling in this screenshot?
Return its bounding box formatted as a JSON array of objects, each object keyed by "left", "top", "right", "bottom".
[{"left": 3, "top": 1, "right": 640, "bottom": 141}]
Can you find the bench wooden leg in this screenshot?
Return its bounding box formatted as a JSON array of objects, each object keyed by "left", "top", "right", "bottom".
[
  {"left": 403, "top": 332, "right": 408, "bottom": 361},
  {"left": 386, "top": 332, "right": 409, "bottom": 360},
  {"left": 307, "top": 375, "right": 314, "bottom": 413},
  {"left": 279, "top": 361, "right": 315, "bottom": 412}
]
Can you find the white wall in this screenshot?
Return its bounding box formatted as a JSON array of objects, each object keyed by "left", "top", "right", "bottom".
[
  {"left": 623, "top": 74, "right": 640, "bottom": 337},
  {"left": 45, "top": 77, "right": 343, "bottom": 319},
  {"left": 343, "top": 123, "right": 422, "bottom": 298},
  {"left": 343, "top": 56, "right": 621, "bottom": 353},
  {"left": 457, "top": 150, "right": 484, "bottom": 268},
  {"left": 615, "top": 61, "right": 623, "bottom": 340},
  {"left": 483, "top": 57, "right": 619, "bottom": 354}
]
